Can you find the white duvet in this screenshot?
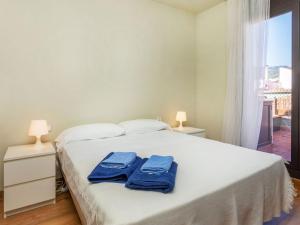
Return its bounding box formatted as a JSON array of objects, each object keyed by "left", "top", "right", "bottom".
[{"left": 58, "top": 130, "right": 295, "bottom": 225}]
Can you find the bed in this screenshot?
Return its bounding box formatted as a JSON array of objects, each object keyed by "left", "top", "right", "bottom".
[{"left": 57, "top": 129, "right": 294, "bottom": 225}]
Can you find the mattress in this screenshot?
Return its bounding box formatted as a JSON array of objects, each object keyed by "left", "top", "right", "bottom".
[{"left": 57, "top": 130, "right": 294, "bottom": 225}]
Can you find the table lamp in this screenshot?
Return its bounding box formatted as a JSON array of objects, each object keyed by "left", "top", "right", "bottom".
[
  {"left": 176, "top": 111, "right": 187, "bottom": 129},
  {"left": 28, "top": 120, "right": 49, "bottom": 146}
]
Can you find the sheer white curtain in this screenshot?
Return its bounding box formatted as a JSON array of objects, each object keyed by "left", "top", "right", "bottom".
[{"left": 222, "top": 0, "right": 270, "bottom": 149}]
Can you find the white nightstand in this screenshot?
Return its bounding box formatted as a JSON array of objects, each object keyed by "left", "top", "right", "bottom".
[
  {"left": 3, "top": 143, "right": 56, "bottom": 218},
  {"left": 173, "top": 127, "right": 206, "bottom": 138}
]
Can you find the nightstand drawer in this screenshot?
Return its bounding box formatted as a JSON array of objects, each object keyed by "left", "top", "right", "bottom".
[
  {"left": 4, "top": 155, "right": 55, "bottom": 186},
  {"left": 4, "top": 177, "right": 55, "bottom": 212}
]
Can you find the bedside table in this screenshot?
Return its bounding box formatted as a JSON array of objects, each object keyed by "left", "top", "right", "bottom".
[
  {"left": 173, "top": 127, "right": 206, "bottom": 138},
  {"left": 3, "top": 143, "right": 56, "bottom": 218}
]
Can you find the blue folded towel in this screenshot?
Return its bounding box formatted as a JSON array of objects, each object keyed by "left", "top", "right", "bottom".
[
  {"left": 87, "top": 152, "right": 142, "bottom": 183},
  {"left": 125, "top": 158, "right": 178, "bottom": 193},
  {"left": 140, "top": 155, "right": 174, "bottom": 174},
  {"left": 101, "top": 152, "right": 137, "bottom": 169}
]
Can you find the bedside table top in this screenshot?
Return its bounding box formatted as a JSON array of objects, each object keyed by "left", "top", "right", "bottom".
[
  {"left": 172, "top": 126, "right": 205, "bottom": 134},
  {"left": 4, "top": 143, "right": 55, "bottom": 162}
]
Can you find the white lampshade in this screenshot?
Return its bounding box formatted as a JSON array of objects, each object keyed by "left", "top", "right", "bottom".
[
  {"left": 176, "top": 111, "right": 187, "bottom": 129},
  {"left": 176, "top": 111, "right": 187, "bottom": 122},
  {"left": 28, "top": 120, "right": 49, "bottom": 145}
]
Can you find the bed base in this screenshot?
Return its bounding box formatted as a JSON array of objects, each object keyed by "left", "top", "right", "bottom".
[
  {"left": 60, "top": 161, "right": 88, "bottom": 225},
  {"left": 67, "top": 180, "right": 87, "bottom": 225}
]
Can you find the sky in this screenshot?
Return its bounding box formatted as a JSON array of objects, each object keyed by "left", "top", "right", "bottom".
[{"left": 267, "top": 12, "right": 292, "bottom": 67}]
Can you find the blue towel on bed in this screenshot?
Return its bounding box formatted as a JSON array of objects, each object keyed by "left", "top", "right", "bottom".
[
  {"left": 101, "top": 152, "right": 137, "bottom": 169},
  {"left": 87, "top": 152, "right": 142, "bottom": 183},
  {"left": 140, "top": 155, "right": 174, "bottom": 174},
  {"left": 125, "top": 158, "right": 178, "bottom": 193}
]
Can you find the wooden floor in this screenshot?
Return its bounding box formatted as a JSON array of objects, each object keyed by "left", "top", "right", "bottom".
[
  {"left": 0, "top": 192, "right": 81, "bottom": 225},
  {"left": 279, "top": 179, "right": 300, "bottom": 225},
  {"left": 1, "top": 180, "right": 300, "bottom": 225}
]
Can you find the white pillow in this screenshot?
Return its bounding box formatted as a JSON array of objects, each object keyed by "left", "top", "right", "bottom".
[
  {"left": 55, "top": 123, "right": 125, "bottom": 147},
  {"left": 119, "top": 119, "right": 169, "bottom": 134}
]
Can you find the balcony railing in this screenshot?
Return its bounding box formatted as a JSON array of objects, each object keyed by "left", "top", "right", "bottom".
[{"left": 264, "top": 91, "right": 291, "bottom": 117}]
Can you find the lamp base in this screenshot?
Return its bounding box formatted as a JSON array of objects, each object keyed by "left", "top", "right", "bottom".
[
  {"left": 178, "top": 121, "right": 184, "bottom": 130},
  {"left": 33, "top": 136, "right": 45, "bottom": 149},
  {"left": 36, "top": 136, "right": 42, "bottom": 145}
]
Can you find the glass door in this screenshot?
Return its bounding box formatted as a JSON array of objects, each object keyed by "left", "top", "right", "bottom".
[
  {"left": 257, "top": 0, "right": 300, "bottom": 177},
  {"left": 258, "top": 12, "right": 292, "bottom": 161}
]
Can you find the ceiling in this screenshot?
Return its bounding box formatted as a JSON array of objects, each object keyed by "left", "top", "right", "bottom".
[{"left": 153, "top": 0, "right": 224, "bottom": 13}]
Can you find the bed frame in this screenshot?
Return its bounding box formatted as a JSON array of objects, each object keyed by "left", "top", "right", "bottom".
[
  {"left": 66, "top": 179, "right": 87, "bottom": 225},
  {"left": 59, "top": 157, "right": 88, "bottom": 225}
]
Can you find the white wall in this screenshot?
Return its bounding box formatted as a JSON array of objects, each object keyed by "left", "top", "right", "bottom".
[
  {"left": 195, "top": 2, "right": 227, "bottom": 140},
  {"left": 0, "top": 0, "right": 196, "bottom": 189}
]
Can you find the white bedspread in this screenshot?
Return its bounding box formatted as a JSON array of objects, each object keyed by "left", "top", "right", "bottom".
[{"left": 58, "top": 130, "right": 295, "bottom": 225}]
